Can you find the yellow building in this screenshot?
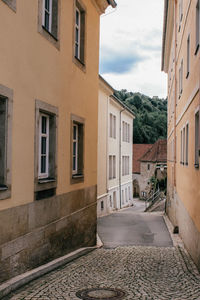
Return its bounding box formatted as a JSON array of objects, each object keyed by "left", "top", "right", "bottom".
[
  {"left": 162, "top": 0, "right": 200, "bottom": 269},
  {"left": 0, "top": 0, "right": 116, "bottom": 282}
]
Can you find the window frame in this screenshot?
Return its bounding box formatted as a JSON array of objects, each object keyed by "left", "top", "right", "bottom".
[
  {"left": 195, "top": 109, "right": 200, "bottom": 168},
  {"left": 186, "top": 34, "right": 190, "bottom": 78},
  {"left": 71, "top": 114, "right": 85, "bottom": 183},
  {"left": 73, "top": 0, "right": 86, "bottom": 69},
  {"left": 0, "top": 84, "right": 13, "bottom": 200},
  {"left": 195, "top": 0, "right": 200, "bottom": 54},
  {"left": 38, "top": 113, "right": 50, "bottom": 179},
  {"left": 109, "top": 155, "right": 116, "bottom": 180},
  {"left": 34, "top": 99, "right": 58, "bottom": 198},
  {"left": 42, "top": 0, "right": 53, "bottom": 34},
  {"left": 38, "top": 0, "right": 60, "bottom": 49}
]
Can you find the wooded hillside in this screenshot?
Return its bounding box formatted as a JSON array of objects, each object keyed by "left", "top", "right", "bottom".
[{"left": 114, "top": 90, "right": 167, "bottom": 144}]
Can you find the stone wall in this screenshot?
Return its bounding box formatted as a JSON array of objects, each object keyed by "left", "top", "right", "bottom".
[{"left": 0, "top": 185, "right": 97, "bottom": 283}]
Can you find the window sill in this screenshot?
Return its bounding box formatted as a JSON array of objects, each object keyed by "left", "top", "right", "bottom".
[
  {"left": 73, "top": 56, "right": 86, "bottom": 73},
  {"left": 194, "top": 163, "right": 199, "bottom": 169},
  {"left": 74, "top": 56, "right": 85, "bottom": 66},
  {"left": 38, "top": 178, "right": 56, "bottom": 184},
  {"left": 72, "top": 174, "right": 84, "bottom": 179},
  {"left": 195, "top": 44, "right": 199, "bottom": 56},
  {"left": 42, "top": 26, "right": 58, "bottom": 41},
  {"left": 0, "top": 185, "right": 8, "bottom": 191}
]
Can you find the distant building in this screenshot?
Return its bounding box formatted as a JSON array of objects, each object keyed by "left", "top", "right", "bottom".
[
  {"left": 162, "top": 0, "right": 200, "bottom": 270},
  {"left": 132, "top": 140, "right": 167, "bottom": 198},
  {"left": 97, "top": 76, "right": 135, "bottom": 216}
]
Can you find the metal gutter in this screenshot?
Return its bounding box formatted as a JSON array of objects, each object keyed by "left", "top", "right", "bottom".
[
  {"left": 161, "top": 0, "right": 169, "bottom": 71},
  {"left": 107, "top": 0, "right": 117, "bottom": 8}
]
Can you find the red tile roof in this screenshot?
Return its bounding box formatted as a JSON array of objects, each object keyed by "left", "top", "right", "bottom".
[
  {"left": 140, "top": 139, "right": 167, "bottom": 163},
  {"left": 132, "top": 144, "right": 153, "bottom": 174}
]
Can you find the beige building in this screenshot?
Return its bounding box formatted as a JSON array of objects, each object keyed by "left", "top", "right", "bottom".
[
  {"left": 97, "top": 76, "right": 134, "bottom": 217},
  {"left": 162, "top": 0, "right": 200, "bottom": 270},
  {"left": 0, "top": 0, "right": 116, "bottom": 283}
]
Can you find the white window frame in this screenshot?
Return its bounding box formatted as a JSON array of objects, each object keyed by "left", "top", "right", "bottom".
[
  {"left": 187, "top": 34, "right": 190, "bottom": 77},
  {"left": 75, "top": 7, "right": 81, "bottom": 59},
  {"left": 42, "top": 0, "right": 53, "bottom": 33},
  {"left": 195, "top": 110, "right": 199, "bottom": 167},
  {"left": 109, "top": 113, "right": 116, "bottom": 139},
  {"left": 196, "top": 0, "right": 200, "bottom": 51},
  {"left": 72, "top": 123, "right": 78, "bottom": 175},
  {"left": 186, "top": 123, "right": 189, "bottom": 165},
  {"left": 38, "top": 113, "right": 50, "bottom": 179},
  {"left": 109, "top": 155, "right": 116, "bottom": 180}
]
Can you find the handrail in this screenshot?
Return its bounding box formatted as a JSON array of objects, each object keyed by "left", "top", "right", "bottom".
[{"left": 145, "top": 189, "right": 161, "bottom": 210}]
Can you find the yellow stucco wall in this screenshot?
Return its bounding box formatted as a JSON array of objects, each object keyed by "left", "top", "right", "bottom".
[
  {"left": 165, "top": 0, "right": 200, "bottom": 231},
  {"left": 0, "top": 0, "right": 101, "bottom": 210}
]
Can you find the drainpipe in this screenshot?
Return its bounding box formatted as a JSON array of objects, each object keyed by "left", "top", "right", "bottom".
[{"left": 119, "top": 108, "right": 125, "bottom": 209}]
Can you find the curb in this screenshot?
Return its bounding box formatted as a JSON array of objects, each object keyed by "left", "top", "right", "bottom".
[{"left": 0, "top": 247, "right": 96, "bottom": 299}]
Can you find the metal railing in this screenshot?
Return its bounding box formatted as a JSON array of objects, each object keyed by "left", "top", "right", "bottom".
[{"left": 145, "top": 189, "right": 161, "bottom": 211}]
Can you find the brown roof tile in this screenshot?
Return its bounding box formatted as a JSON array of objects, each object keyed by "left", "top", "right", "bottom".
[
  {"left": 132, "top": 144, "right": 153, "bottom": 173},
  {"left": 140, "top": 139, "right": 167, "bottom": 163}
]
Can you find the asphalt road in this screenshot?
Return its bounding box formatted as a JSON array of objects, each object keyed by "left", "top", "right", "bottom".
[{"left": 97, "top": 204, "right": 173, "bottom": 248}]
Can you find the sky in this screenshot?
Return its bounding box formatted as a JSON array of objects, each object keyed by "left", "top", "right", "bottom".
[{"left": 99, "top": 0, "right": 167, "bottom": 99}]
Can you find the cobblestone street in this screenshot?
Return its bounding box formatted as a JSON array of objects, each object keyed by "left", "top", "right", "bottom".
[{"left": 4, "top": 245, "right": 200, "bottom": 300}]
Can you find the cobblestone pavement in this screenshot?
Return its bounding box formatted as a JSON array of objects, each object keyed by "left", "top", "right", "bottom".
[{"left": 5, "top": 245, "right": 200, "bottom": 300}]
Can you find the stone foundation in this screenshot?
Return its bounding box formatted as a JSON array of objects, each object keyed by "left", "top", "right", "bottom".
[
  {"left": 0, "top": 185, "right": 97, "bottom": 283},
  {"left": 167, "top": 182, "right": 200, "bottom": 271}
]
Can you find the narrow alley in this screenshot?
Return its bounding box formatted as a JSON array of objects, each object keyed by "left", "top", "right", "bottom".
[{"left": 4, "top": 201, "right": 200, "bottom": 300}]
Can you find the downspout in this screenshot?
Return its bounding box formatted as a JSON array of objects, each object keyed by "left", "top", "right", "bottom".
[
  {"left": 174, "top": 0, "right": 178, "bottom": 187},
  {"left": 119, "top": 108, "right": 125, "bottom": 209}
]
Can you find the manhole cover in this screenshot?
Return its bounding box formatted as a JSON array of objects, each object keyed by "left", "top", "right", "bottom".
[{"left": 76, "top": 287, "right": 126, "bottom": 300}]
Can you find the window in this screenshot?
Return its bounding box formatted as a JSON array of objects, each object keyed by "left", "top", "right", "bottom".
[
  {"left": 179, "top": 0, "right": 183, "bottom": 26},
  {"left": 147, "top": 163, "right": 150, "bottom": 170},
  {"left": 101, "top": 201, "right": 104, "bottom": 211},
  {"left": 38, "top": 113, "right": 50, "bottom": 178},
  {"left": 195, "top": 111, "right": 199, "bottom": 168},
  {"left": 183, "top": 127, "right": 185, "bottom": 164},
  {"left": 186, "top": 35, "right": 190, "bottom": 78},
  {"left": 122, "top": 190, "right": 124, "bottom": 205},
  {"left": 74, "top": 1, "right": 86, "bottom": 64},
  {"left": 180, "top": 129, "right": 183, "bottom": 163},
  {"left": 128, "top": 186, "right": 131, "bottom": 200},
  {"left": 185, "top": 123, "right": 189, "bottom": 165},
  {"left": 122, "top": 121, "right": 130, "bottom": 142},
  {"left": 196, "top": 0, "right": 200, "bottom": 54},
  {"left": 42, "top": 0, "right": 58, "bottom": 38},
  {"left": 2, "top": 0, "right": 16, "bottom": 11},
  {"left": 125, "top": 188, "right": 128, "bottom": 202},
  {"left": 109, "top": 155, "right": 116, "bottom": 180},
  {"left": 122, "top": 156, "right": 129, "bottom": 176},
  {"left": 71, "top": 115, "right": 84, "bottom": 182},
  {"left": 0, "top": 85, "right": 13, "bottom": 200},
  {"left": 179, "top": 60, "right": 183, "bottom": 97},
  {"left": 110, "top": 195, "right": 112, "bottom": 207},
  {"left": 35, "top": 100, "right": 58, "bottom": 200},
  {"left": 109, "top": 113, "right": 116, "bottom": 138},
  {"left": 38, "top": 0, "right": 60, "bottom": 48}
]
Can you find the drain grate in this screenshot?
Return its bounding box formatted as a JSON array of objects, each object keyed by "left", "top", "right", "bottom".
[{"left": 76, "top": 287, "right": 126, "bottom": 300}]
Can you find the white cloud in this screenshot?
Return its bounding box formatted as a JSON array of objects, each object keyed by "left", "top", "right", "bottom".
[{"left": 100, "top": 0, "right": 167, "bottom": 98}]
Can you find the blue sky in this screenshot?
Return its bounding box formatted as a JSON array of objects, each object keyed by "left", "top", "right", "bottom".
[{"left": 99, "top": 0, "right": 167, "bottom": 98}]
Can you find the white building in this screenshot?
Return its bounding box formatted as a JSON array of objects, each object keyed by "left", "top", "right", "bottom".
[{"left": 97, "top": 76, "right": 135, "bottom": 217}]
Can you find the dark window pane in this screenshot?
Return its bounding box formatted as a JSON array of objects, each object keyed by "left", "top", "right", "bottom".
[
  {"left": 45, "top": 0, "right": 50, "bottom": 11},
  {"left": 42, "top": 116, "right": 47, "bottom": 133},
  {"left": 73, "top": 125, "right": 77, "bottom": 139},
  {"left": 73, "top": 157, "right": 76, "bottom": 171},
  {"left": 76, "top": 28, "right": 79, "bottom": 43},
  {"left": 73, "top": 142, "right": 76, "bottom": 156},
  {"left": 41, "top": 137, "right": 47, "bottom": 155},
  {"left": 75, "top": 44, "right": 79, "bottom": 58},
  {"left": 76, "top": 10, "right": 79, "bottom": 26},
  {"left": 45, "top": 12, "right": 49, "bottom": 30},
  {"left": 41, "top": 156, "right": 46, "bottom": 173}
]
